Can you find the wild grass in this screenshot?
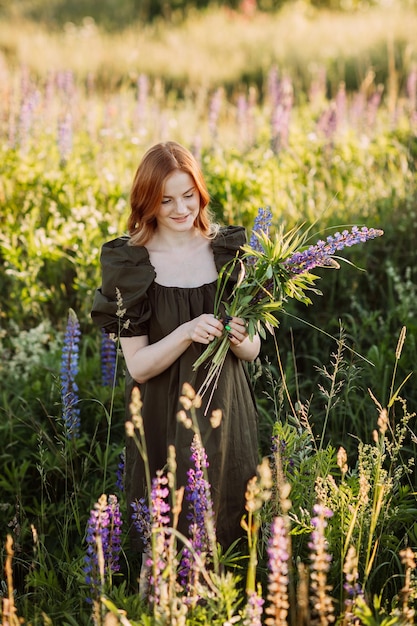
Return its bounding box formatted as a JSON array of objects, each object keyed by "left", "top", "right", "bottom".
[{"left": 1, "top": 4, "right": 417, "bottom": 93}]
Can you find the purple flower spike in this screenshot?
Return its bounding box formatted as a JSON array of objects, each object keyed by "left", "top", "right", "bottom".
[
  {"left": 179, "top": 434, "right": 216, "bottom": 600},
  {"left": 284, "top": 226, "right": 384, "bottom": 276},
  {"left": 84, "top": 494, "right": 123, "bottom": 603},
  {"left": 61, "top": 308, "right": 81, "bottom": 439},
  {"left": 343, "top": 545, "right": 364, "bottom": 621},
  {"left": 57, "top": 112, "right": 73, "bottom": 164},
  {"left": 101, "top": 329, "right": 117, "bottom": 387},
  {"left": 308, "top": 503, "right": 335, "bottom": 623},
  {"left": 115, "top": 449, "right": 125, "bottom": 492},
  {"left": 264, "top": 516, "right": 290, "bottom": 626},
  {"left": 147, "top": 471, "right": 171, "bottom": 606},
  {"left": 151, "top": 472, "right": 171, "bottom": 527},
  {"left": 131, "top": 497, "right": 151, "bottom": 548},
  {"left": 248, "top": 207, "right": 273, "bottom": 262},
  {"left": 243, "top": 590, "right": 265, "bottom": 626}
]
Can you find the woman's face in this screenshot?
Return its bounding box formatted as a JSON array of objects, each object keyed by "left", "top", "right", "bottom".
[{"left": 156, "top": 170, "right": 200, "bottom": 233}]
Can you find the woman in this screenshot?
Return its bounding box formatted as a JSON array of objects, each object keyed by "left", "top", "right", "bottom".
[{"left": 91, "top": 141, "right": 260, "bottom": 553}]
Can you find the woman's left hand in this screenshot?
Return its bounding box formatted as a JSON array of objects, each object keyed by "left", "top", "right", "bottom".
[
  {"left": 222, "top": 315, "right": 261, "bottom": 361},
  {"left": 223, "top": 315, "right": 248, "bottom": 347}
]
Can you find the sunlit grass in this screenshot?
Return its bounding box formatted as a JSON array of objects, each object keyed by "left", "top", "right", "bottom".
[{"left": 1, "top": 3, "right": 416, "bottom": 92}]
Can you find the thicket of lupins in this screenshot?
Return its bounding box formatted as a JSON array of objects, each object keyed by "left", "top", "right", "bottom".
[{"left": 1, "top": 33, "right": 417, "bottom": 624}]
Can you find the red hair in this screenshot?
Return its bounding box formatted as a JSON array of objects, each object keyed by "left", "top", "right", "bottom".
[{"left": 128, "top": 141, "right": 213, "bottom": 246}]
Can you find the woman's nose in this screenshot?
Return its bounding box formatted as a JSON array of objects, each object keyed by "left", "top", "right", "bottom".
[{"left": 175, "top": 198, "right": 188, "bottom": 213}]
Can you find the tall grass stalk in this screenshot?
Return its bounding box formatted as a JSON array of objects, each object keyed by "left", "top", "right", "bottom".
[
  {"left": 243, "top": 458, "right": 272, "bottom": 594},
  {"left": 316, "top": 325, "right": 347, "bottom": 451},
  {"left": 101, "top": 338, "right": 121, "bottom": 494},
  {"left": 2, "top": 536, "right": 20, "bottom": 626}
]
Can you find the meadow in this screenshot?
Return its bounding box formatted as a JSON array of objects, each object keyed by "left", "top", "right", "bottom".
[{"left": 1, "top": 4, "right": 417, "bottom": 624}]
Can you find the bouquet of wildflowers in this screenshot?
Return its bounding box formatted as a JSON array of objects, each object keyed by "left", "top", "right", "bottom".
[{"left": 193, "top": 208, "right": 383, "bottom": 406}]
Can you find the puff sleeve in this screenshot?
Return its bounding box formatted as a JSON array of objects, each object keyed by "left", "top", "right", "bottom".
[
  {"left": 211, "top": 225, "right": 247, "bottom": 284},
  {"left": 91, "top": 236, "right": 156, "bottom": 337}
]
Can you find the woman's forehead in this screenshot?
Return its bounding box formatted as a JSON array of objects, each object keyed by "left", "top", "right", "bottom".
[{"left": 163, "top": 170, "right": 195, "bottom": 195}]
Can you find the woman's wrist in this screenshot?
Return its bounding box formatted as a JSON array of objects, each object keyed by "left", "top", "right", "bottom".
[{"left": 229, "top": 334, "right": 260, "bottom": 361}]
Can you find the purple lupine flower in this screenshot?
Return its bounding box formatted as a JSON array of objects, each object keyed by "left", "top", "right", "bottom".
[
  {"left": 130, "top": 497, "right": 151, "bottom": 548},
  {"left": 147, "top": 471, "right": 171, "bottom": 605},
  {"left": 151, "top": 471, "right": 171, "bottom": 526},
  {"left": 57, "top": 111, "right": 73, "bottom": 164},
  {"left": 248, "top": 207, "right": 273, "bottom": 253},
  {"left": 247, "top": 206, "right": 273, "bottom": 268},
  {"left": 18, "top": 89, "right": 41, "bottom": 151},
  {"left": 271, "top": 76, "right": 293, "bottom": 152},
  {"left": 264, "top": 516, "right": 290, "bottom": 626},
  {"left": 135, "top": 73, "right": 149, "bottom": 131},
  {"left": 242, "top": 590, "right": 265, "bottom": 626},
  {"left": 236, "top": 94, "right": 248, "bottom": 140},
  {"left": 19, "top": 65, "right": 31, "bottom": 100},
  {"left": 44, "top": 70, "right": 55, "bottom": 114},
  {"left": 335, "top": 82, "right": 347, "bottom": 129},
  {"left": 84, "top": 494, "right": 123, "bottom": 602},
  {"left": 191, "top": 134, "right": 202, "bottom": 165},
  {"left": 61, "top": 308, "right": 81, "bottom": 438},
  {"left": 271, "top": 434, "right": 294, "bottom": 476},
  {"left": 283, "top": 226, "right": 384, "bottom": 276},
  {"left": 267, "top": 66, "right": 280, "bottom": 108},
  {"left": 186, "top": 434, "right": 215, "bottom": 551},
  {"left": 8, "top": 109, "right": 16, "bottom": 149},
  {"left": 343, "top": 545, "right": 363, "bottom": 621},
  {"left": 308, "top": 503, "right": 335, "bottom": 624},
  {"left": 208, "top": 88, "right": 222, "bottom": 140},
  {"left": 317, "top": 104, "right": 338, "bottom": 141},
  {"left": 179, "top": 434, "right": 216, "bottom": 598},
  {"left": 366, "top": 85, "right": 383, "bottom": 130},
  {"left": 406, "top": 68, "right": 417, "bottom": 112},
  {"left": 101, "top": 329, "right": 117, "bottom": 387},
  {"left": 236, "top": 91, "right": 256, "bottom": 148},
  {"left": 56, "top": 70, "right": 75, "bottom": 102},
  {"left": 115, "top": 449, "right": 125, "bottom": 492}
]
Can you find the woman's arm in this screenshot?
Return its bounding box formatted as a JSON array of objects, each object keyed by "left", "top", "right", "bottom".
[
  {"left": 226, "top": 316, "right": 261, "bottom": 362},
  {"left": 120, "top": 313, "right": 224, "bottom": 383},
  {"left": 121, "top": 313, "right": 260, "bottom": 384}
]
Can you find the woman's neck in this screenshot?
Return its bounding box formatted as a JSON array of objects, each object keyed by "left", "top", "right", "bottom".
[{"left": 147, "top": 227, "right": 202, "bottom": 252}]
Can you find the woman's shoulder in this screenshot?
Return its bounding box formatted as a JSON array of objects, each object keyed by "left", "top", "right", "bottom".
[
  {"left": 99, "top": 236, "right": 156, "bottom": 294},
  {"left": 212, "top": 225, "right": 246, "bottom": 248},
  {"left": 100, "top": 235, "right": 152, "bottom": 270},
  {"left": 212, "top": 225, "right": 247, "bottom": 255},
  {"left": 101, "top": 236, "right": 151, "bottom": 265},
  {"left": 211, "top": 225, "right": 247, "bottom": 273},
  {"left": 92, "top": 236, "right": 155, "bottom": 335}
]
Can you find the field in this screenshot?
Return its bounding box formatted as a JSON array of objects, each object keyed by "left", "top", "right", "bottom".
[{"left": 1, "top": 4, "right": 417, "bottom": 624}]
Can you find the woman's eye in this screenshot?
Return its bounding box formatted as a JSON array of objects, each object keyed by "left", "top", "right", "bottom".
[{"left": 184, "top": 193, "right": 193, "bottom": 198}]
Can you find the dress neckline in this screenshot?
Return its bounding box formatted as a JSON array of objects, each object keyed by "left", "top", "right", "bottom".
[
  {"left": 153, "top": 279, "right": 217, "bottom": 290},
  {"left": 144, "top": 237, "right": 219, "bottom": 290}
]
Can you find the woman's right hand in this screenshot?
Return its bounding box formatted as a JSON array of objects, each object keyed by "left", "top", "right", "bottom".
[
  {"left": 121, "top": 314, "right": 224, "bottom": 384},
  {"left": 186, "top": 313, "right": 224, "bottom": 344}
]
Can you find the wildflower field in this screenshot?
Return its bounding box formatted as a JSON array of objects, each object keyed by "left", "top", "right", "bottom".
[{"left": 1, "top": 4, "right": 417, "bottom": 624}]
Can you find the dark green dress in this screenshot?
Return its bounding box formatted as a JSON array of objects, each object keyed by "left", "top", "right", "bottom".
[{"left": 91, "top": 226, "right": 259, "bottom": 550}]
